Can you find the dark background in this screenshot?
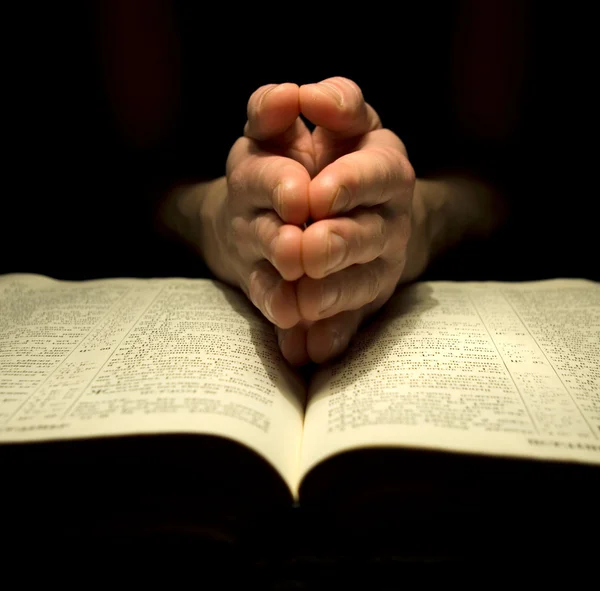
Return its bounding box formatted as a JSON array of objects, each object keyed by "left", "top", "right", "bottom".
[{"left": 3, "top": 0, "right": 598, "bottom": 281}]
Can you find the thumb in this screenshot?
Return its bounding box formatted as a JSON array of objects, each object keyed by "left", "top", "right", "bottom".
[
  {"left": 244, "top": 82, "right": 316, "bottom": 175},
  {"left": 244, "top": 83, "right": 300, "bottom": 140},
  {"left": 299, "top": 76, "right": 382, "bottom": 139}
]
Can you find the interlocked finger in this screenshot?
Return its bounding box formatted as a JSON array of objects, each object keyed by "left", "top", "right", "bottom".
[
  {"left": 246, "top": 260, "right": 301, "bottom": 329},
  {"left": 297, "top": 258, "right": 402, "bottom": 321}
]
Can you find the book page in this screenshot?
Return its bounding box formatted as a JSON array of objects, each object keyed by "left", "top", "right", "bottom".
[
  {"left": 0, "top": 274, "right": 305, "bottom": 492},
  {"left": 300, "top": 279, "right": 600, "bottom": 478}
]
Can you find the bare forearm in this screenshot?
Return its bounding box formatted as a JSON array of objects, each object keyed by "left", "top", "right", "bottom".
[
  {"left": 405, "top": 175, "right": 508, "bottom": 281},
  {"left": 157, "top": 173, "right": 507, "bottom": 289},
  {"left": 156, "top": 177, "right": 236, "bottom": 284}
]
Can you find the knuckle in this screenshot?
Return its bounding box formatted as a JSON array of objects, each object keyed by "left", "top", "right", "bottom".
[
  {"left": 226, "top": 137, "right": 248, "bottom": 172},
  {"left": 227, "top": 167, "right": 246, "bottom": 200},
  {"left": 371, "top": 147, "right": 391, "bottom": 179},
  {"left": 365, "top": 147, "right": 396, "bottom": 204},
  {"left": 375, "top": 145, "right": 415, "bottom": 191},
  {"left": 400, "top": 214, "right": 412, "bottom": 249},
  {"left": 388, "top": 256, "right": 406, "bottom": 278},
  {"left": 258, "top": 157, "right": 292, "bottom": 195},
  {"left": 402, "top": 157, "right": 416, "bottom": 190},
  {"left": 374, "top": 215, "right": 387, "bottom": 255},
  {"left": 231, "top": 216, "right": 247, "bottom": 244},
  {"left": 227, "top": 216, "right": 251, "bottom": 261},
  {"left": 254, "top": 157, "right": 272, "bottom": 187},
  {"left": 354, "top": 214, "right": 386, "bottom": 263},
  {"left": 385, "top": 219, "right": 409, "bottom": 264},
  {"left": 337, "top": 155, "right": 363, "bottom": 194}
]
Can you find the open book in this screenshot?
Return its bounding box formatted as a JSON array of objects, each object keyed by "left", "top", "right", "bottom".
[{"left": 1, "top": 273, "right": 599, "bottom": 547}]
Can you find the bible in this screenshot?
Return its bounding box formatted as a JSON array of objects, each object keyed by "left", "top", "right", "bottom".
[{"left": 1, "top": 272, "right": 598, "bottom": 554}]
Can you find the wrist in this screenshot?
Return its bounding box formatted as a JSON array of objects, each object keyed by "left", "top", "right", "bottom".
[
  {"left": 413, "top": 178, "right": 451, "bottom": 264},
  {"left": 157, "top": 177, "right": 236, "bottom": 283},
  {"left": 411, "top": 176, "right": 506, "bottom": 272},
  {"left": 401, "top": 180, "right": 434, "bottom": 283}
]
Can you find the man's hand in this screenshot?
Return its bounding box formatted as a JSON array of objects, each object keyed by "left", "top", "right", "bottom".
[
  {"left": 209, "top": 82, "right": 316, "bottom": 331},
  {"left": 162, "top": 77, "right": 428, "bottom": 365},
  {"left": 249, "top": 77, "right": 420, "bottom": 365}
]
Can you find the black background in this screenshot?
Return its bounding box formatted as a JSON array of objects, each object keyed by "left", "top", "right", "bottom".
[{"left": 3, "top": 0, "right": 598, "bottom": 281}]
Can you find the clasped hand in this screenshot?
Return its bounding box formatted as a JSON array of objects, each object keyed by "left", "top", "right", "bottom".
[{"left": 208, "top": 77, "right": 420, "bottom": 365}]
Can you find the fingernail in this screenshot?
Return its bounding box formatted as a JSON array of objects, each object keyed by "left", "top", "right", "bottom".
[
  {"left": 318, "top": 81, "right": 343, "bottom": 107},
  {"left": 273, "top": 183, "right": 285, "bottom": 220},
  {"left": 264, "top": 295, "right": 276, "bottom": 323},
  {"left": 329, "top": 185, "right": 350, "bottom": 215},
  {"left": 327, "top": 330, "right": 343, "bottom": 358},
  {"left": 258, "top": 84, "right": 277, "bottom": 110},
  {"left": 327, "top": 233, "right": 347, "bottom": 273},
  {"left": 320, "top": 285, "right": 340, "bottom": 314},
  {"left": 277, "top": 329, "right": 288, "bottom": 350}
]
